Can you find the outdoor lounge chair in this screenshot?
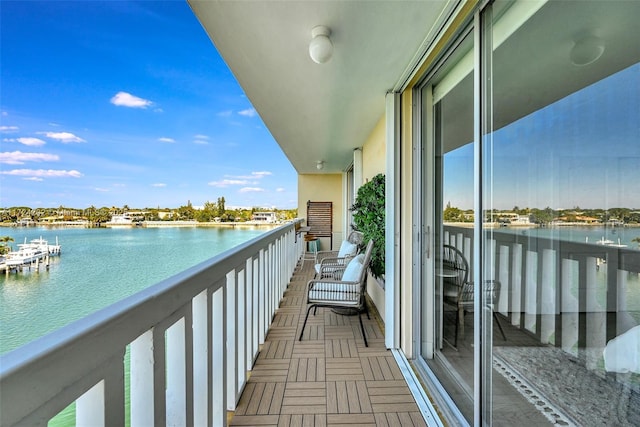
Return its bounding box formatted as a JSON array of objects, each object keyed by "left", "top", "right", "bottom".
[
  {"left": 314, "top": 230, "right": 363, "bottom": 278},
  {"left": 299, "top": 239, "right": 374, "bottom": 346},
  {"left": 441, "top": 244, "right": 506, "bottom": 347}
]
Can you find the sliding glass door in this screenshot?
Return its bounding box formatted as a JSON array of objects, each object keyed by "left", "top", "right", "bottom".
[{"left": 416, "top": 1, "right": 640, "bottom": 425}]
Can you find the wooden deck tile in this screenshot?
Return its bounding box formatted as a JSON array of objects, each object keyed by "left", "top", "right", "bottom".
[
  {"left": 326, "top": 358, "right": 364, "bottom": 381},
  {"left": 325, "top": 339, "right": 359, "bottom": 358},
  {"left": 326, "top": 380, "right": 372, "bottom": 414},
  {"left": 281, "top": 381, "right": 327, "bottom": 414},
  {"left": 326, "top": 413, "right": 376, "bottom": 426},
  {"left": 273, "top": 312, "right": 299, "bottom": 327},
  {"left": 231, "top": 414, "right": 279, "bottom": 425},
  {"left": 260, "top": 340, "right": 294, "bottom": 359},
  {"left": 229, "top": 259, "right": 427, "bottom": 426},
  {"left": 373, "top": 412, "right": 426, "bottom": 427},
  {"left": 292, "top": 341, "right": 325, "bottom": 358},
  {"left": 279, "top": 414, "right": 327, "bottom": 427},
  {"left": 287, "top": 357, "right": 326, "bottom": 382}
]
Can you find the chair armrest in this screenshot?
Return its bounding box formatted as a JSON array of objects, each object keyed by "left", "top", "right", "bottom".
[
  {"left": 318, "top": 263, "right": 347, "bottom": 280},
  {"left": 316, "top": 250, "right": 339, "bottom": 263}
]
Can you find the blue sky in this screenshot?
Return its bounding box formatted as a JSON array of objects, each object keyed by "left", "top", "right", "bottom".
[
  {"left": 0, "top": 1, "right": 298, "bottom": 209},
  {"left": 443, "top": 62, "right": 640, "bottom": 211}
]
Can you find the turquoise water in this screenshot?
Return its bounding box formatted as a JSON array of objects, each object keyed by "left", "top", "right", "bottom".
[
  {"left": 0, "top": 226, "right": 266, "bottom": 355},
  {"left": 495, "top": 225, "right": 640, "bottom": 248},
  {"left": 1, "top": 226, "right": 267, "bottom": 426}
]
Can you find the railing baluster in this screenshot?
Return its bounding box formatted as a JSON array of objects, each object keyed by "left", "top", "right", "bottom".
[
  {"left": 192, "top": 290, "right": 208, "bottom": 426},
  {"left": 166, "top": 317, "right": 187, "bottom": 426},
  {"left": 585, "top": 256, "right": 606, "bottom": 370},
  {"left": 131, "top": 330, "right": 154, "bottom": 426},
  {"left": 561, "top": 258, "right": 579, "bottom": 355},
  {"left": 511, "top": 243, "right": 523, "bottom": 327},
  {"left": 525, "top": 250, "right": 538, "bottom": 333},
  {"left": 211, "top": 282, "right": 227, "bottom": 426},
  {"left": 245, "top": 258, "right": 254, "bottom": 369},
  {"left": 498, "top": 245, "right": 509, "bottom": 315},
  {"left": 540, "top": 249, "right": 556, "bottom": 344},
  {"left": 226, "top": 270, "right": 237, "bottom": 410},
  {"left": 237, "top": 267, "right": 247, "bottom": 395},
  {"left": 76, "top": 381, "right": 105, "bottom": 427}
]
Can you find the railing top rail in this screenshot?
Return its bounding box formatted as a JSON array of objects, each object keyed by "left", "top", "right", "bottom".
[
  {"left": 445, "top": 225, "right": 640, "bottom": 272},
  {"left": 0, "top": 221, "right": 299, "bottom": 381}
]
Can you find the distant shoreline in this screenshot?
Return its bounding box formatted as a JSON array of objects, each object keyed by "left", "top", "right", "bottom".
[{"left": 0, "top": 221, "right": 285, "bottom": 229}]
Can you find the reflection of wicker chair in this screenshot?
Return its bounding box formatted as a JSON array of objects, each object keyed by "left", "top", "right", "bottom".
[
  {"left": 441, "top": 244, "right": 506, "bottom": 347},
  {"left": 314, "top": 231, "right": 363, "bottom": 278},
  {"left": 300, "top": 239, "right": 374, "bottom": 346}
]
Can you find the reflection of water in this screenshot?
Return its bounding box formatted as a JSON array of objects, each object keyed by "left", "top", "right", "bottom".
[{"left": 502, "top": 225, "right": 640, "bottom": 249}]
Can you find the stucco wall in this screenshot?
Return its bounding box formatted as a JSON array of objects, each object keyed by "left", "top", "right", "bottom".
[
  {"left": 360, "top": 113, "right": 387, "bottom": 322},
  {"left": 362, "top": 115, "right": 386, "bottom": 180},
  {"left": 298, "top": 173, "right": 344, "bottom": 251}
]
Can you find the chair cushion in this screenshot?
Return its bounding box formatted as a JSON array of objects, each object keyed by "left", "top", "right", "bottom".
[
  {"left": 308, "top": 282, "right": 359, "bottom": 305},
  {"left": 337, "top": 240, "right": 358, "bottom": 258},
  {"left": 342, "top": 254, "right": 364, "bottom": 282}
]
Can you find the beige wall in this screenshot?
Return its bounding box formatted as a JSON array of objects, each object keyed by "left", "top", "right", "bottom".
[
  {"left": 360, "top": 112, "right": 387, "bottom": 320},
  {"left": 362, "top": 115, "right": 386, "bottom": 181},
  {"left": 298, "top": 173, "right": 343, "bottom": 251}
]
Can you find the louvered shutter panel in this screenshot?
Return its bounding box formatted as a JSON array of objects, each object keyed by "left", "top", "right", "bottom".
[{"left": 306, "top": 201, "right": 333, "bottom": 248}]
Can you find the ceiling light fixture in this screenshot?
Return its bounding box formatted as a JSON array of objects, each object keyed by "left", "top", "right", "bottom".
[
  {"left": 309, "top": 25, "right": 333, "bottom": 64},
  {"left": 316, "top": 160, "right": 325, "bottom": 170},
  {"left": 570, "top": 35, "right": 605, "bottom": 66}
]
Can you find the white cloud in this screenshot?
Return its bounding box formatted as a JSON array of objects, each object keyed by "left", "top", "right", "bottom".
[
  {"left": 238, "top": 108, "right": 257, "bottom": 118},
  {"left": 152, "top": 183, "right": 167, "bottom": 187},
  {"left": 0, "top": 125, "right": 19, "bottom": 132},
  {"left": 94, "top": 188, "right": 110, "bottom": 192},
  {"left": 239, "top": 187, "right": 264, "bottom": 193},
  {"left": 16, "top": 137, "right": 47, "bottom": 147},
  {"left": 0, "top": 151, "right": 59, "bottom": 165},
  {"left": 24, "top": 177, "right": 44, "bottom": 182},
  {"left": 208, "top": 179, "right": 248, "bottom": 187},
  {"left": 194, "top": 134, "right": 209, "bottom": 140},
  {"left": 276, "top": 188, "right": 285, "bottom": 192},
  {"left": 1, "top": 169, "right": 83, "bottom": 178},
  {"left": 158, "top": 137, "right": 175, "bottom": 143},
  {"left": 110, "top": 91, "right": 152, "bottom": 108},
  {"left": 194, "top": 139, "right": 209, "bottom": 145},
  {"left": 217, "top": 110, "right": 233, "bottom": 117},
  {"left": 252, "top": 171, "right": 272, "bottom": 178},
  {"left": 41, "top": 131, "right": 86, "bottom": 143}
]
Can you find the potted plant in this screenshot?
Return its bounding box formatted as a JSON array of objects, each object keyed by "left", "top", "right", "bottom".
[{"left": 351, "top": 173, "right": 385, "bottom": 279}]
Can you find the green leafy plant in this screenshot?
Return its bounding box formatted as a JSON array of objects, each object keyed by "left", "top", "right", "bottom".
[{"left": 351, "top": 173, "right": 385, "bottom": 279}]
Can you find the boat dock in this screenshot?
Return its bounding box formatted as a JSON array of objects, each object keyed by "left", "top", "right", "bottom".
[{"left": 1, "top": 237, "right": 61, "bottom": 274}]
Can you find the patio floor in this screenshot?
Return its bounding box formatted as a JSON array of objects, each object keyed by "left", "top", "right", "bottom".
[{"left": 230, "top": 258, "right": 428, "bottom": 427}]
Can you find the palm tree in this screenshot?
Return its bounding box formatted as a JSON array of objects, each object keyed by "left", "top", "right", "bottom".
[{"left": 0, "top": 236, "right": 14, "bottom": 255}]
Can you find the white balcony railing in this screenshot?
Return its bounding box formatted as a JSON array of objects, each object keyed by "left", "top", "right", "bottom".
[
  {"left": 0, "top": 221, "right": 304, "bottom": 427},
  {"left": 445, "top": 226, "right": 640, "bottom": 367}
]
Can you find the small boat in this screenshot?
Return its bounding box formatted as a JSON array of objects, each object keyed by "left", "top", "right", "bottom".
[
  {"left": 17, "top": 236, "right": 61, "bottom": 255},
  {"left": 104, "top": 214, "right": 134, "bottom": 226},
  {"left": 594, "top": 236, "right": 628, "bottom": 248},
  {"left": 5, "top": 247, "right": 46, "bottom": 267}
]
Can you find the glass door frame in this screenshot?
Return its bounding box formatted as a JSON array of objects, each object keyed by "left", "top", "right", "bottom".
[{"left": 411, "top": 4, "right": 494, "bottom": 425}]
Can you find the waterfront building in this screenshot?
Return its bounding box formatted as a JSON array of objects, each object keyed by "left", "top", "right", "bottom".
[
  {"left": 250, "top": 212, "right": 277, "bottom": 223},
  {"left": 2, "top": 1, "right": 639, "bottom": 426}
]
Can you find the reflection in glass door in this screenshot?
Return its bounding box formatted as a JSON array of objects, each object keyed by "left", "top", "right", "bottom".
[{"left": 420, "top": 31, "right": 476, "bottom": 422}]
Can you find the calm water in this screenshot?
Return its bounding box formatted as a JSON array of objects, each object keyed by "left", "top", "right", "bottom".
[{"left": 0, "top": 226, "right": 266, "bottom": 355}]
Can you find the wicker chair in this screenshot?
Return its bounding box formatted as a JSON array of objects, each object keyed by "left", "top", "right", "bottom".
[
  {"left": 441, "top": 244, "right": 506, "bottom": 347},
  {"left": 314, "top": 231, "right": 363, "bottom": 278},
  {"left": 300, "top": 239, "right": 374, "bottom": 346}
]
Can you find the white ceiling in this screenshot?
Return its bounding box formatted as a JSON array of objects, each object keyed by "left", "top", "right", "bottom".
[{"left": 188, "top": 0, "right": 453, "bottom": 174}]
